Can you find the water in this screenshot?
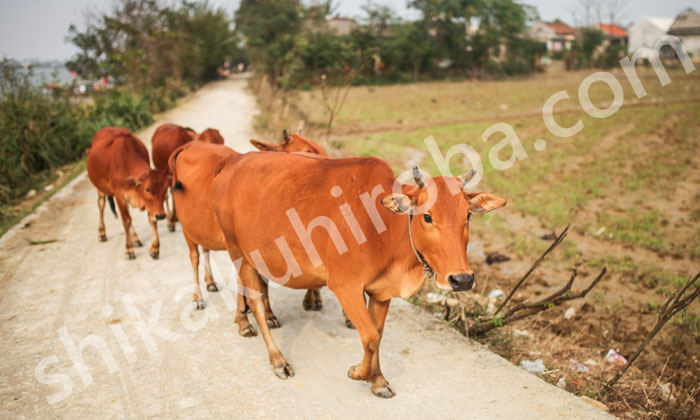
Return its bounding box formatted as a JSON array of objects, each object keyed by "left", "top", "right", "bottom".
[{"left": 27, "top": 65, "right": 76, "bottom": 86}]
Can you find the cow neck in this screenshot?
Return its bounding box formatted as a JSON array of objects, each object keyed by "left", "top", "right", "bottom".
[{"left": 407, "top": 212, "right": 436, "bottom": 282}]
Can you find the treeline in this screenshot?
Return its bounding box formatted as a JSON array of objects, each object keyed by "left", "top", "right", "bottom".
[
  {"left": 236, "top": 0, "right": 542, "bottom": 88},
  {"left": 68, "top": 0, "right": 247, "bottom": 111}
]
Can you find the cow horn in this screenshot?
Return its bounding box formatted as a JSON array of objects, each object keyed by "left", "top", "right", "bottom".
[
  {"left": 460, "top": 169, "right": 476, "bottom": 191},
  {"left": 412, "top": 166, "right": 426, "bottom": 188},
  {"left": 282, "top": 129, "right": 290, "bottom": 142}
]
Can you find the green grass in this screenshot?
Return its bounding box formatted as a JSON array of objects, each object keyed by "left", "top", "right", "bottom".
[{"left": 597, "top": 209, "right": 668, "bottom": 254}]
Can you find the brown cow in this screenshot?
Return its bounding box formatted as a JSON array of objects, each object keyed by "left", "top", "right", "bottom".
[
  {"left": 169, "top": 131, "right": 328, "bottom": 331},
  {"left": 151, "top": 123, "right": 225, "bottom": 231},
  {"left": 212, "top": 153, "right": 506, "bottom": 397},
  {"left": 250, "top": 129, "right": 329, "bottom": 313},
  {"left": 87, "top": 127, "right": 169, "bottom": 259}
]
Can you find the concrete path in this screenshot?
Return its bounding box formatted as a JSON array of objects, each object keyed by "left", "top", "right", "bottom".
[{"left": 0, "top": 75, "right": 613, "bottom": 419}]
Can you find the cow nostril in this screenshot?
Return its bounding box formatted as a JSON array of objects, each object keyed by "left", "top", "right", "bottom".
[
  {"left": 448, "top": 275, "right": 460, "bottom": 290},
  {"left": 465, "top": 273, "right": 475, "bottom": 290},
  {"left": 155, "top": 214, "right": 166, "bottom": 220}
]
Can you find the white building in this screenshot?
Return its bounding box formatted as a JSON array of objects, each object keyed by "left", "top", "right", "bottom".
[
  {"left": 668, "top": 9, "right": 700, "bottom": 59},
  {"left": 629, "top": 17, "right": 673, "bottom": 54}
]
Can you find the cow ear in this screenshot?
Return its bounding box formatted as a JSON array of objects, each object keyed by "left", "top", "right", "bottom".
[
  {"left": 250, "top": 139, "right": 278, "bottom": 152},
  {"left": 126, "top": 176, "right": 142, "bottom": 188},
  {"left": 466, "top": 193, "right": 506, "bottom": 213},
  {"left": 381, "top": 194, "right": 415, "bottom": 214}
]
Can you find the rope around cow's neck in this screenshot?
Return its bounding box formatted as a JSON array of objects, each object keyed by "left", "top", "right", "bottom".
[{"left": 407, "top": 212, "right": 437, "bottom": 282}]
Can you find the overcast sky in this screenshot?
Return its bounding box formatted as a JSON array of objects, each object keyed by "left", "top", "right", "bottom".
[{"left": 0, "top": 0, "right": 697, "bottom": 61}]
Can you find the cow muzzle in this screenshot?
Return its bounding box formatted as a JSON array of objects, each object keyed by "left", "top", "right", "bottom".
[{"left": 447, "top": 273, "right": 475, "bottom": 291}]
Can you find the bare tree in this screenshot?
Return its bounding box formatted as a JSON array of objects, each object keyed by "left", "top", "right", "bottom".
[
  {"left": 571, "top": 0, "right": 602, "bottom": 27},
  {"left": 603, "top": 0, "right": 629, "bottom": 26}
]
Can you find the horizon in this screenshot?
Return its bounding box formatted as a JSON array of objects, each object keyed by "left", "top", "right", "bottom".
[{"left": 0, "top": 0, "right": 697, "bottom": 62}]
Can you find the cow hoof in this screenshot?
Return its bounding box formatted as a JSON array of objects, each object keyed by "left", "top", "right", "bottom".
[
  {"left": 313, "top": 300, "right": 323, "bottom": 311},
  {"left": 149, "top": 250, "right": 159, "bottom": 260},
  {"left": 239, "top": 325, "right": 257, "bottom": 337},
  {"left": 303, "top": 300, "right": 313, "bottom": 311},
  {"left": 347, "top": 364, "right": 370, "bottom": 381},
  {"left": 372, "top": 385, "right": 395, "bottom": 399},
  {"left": 193, "top": 299, "right": 205, "bottom": 310},
  {"left": 168, "top": 224, "right": 176, "bottom": 232},
  {"left": 273, "top": 364, "right": 294, "bottom": 379},
  {"left": 133, "top": 240, "right": 143, "bottom": 247},
  {"left": 99, "top": 234, "right": 107, "bottom": 242},
  {"left": 206, "top": 283, "right": 219, "bottom": 292},
  {"left": 267, "top": 316, "right": 280, "bottom": 329},
  {"left": 345, "top": 318, "right": 355, "bottom": 329},
  {"left": 126, "top": 251, "right": 136, "bottom": 260}
]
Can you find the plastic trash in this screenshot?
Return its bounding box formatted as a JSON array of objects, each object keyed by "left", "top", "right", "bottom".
[
  {"left": 488, "top": 289, "right": 504, "bottom": 298},
  {"left": 426, "top": 292, "right": 445, "bottom": 303},
  {"left": 564, "top": 307, "right": 576, "bottom": 320},
  {"left": 556, "top": 377, "right": 567, "bottom": 389},
  {"left": 486, "top": 289, "right": 504, "bottom": 313},
  {"left": 605, "top": 349, "right": 627, "bottom": 366},
  {"left": 658, "top": 383, "right": 672, "bottom": 400},
  {"left": 513, "top": 329, "right": 531, "bottom": 338},
  {"left": 569, "top": 359, "right": 590, "bottom": 373},
  {"left": 519, "top": 359, "right": 545, "bottom": 373}
]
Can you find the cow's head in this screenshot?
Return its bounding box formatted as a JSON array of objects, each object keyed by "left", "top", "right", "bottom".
[
  {"left": 198, "top": 128, "right": 225, "bottom": 144},
  {"left": 250, "top": 129, "right": 328, "bottom": 157},
  {"left": 124, "top": 169, "right": 169, "bottom": 221},
  {"left": 381, "top": 167, "right": 506, "bottom": 292}
]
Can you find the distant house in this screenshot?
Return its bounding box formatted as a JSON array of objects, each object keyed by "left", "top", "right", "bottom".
[
  {"left": 668, "top": 8, "right": 700, "bottom": 58},
  {"left": 327, "top": 17, "right": 359, "bottom": 36},
  {"left": 597, "top": 24, "right": 628, "bottom": 47},
  {"left": 527, "top": 20, "right": 578, "bottom": 52},
  {"left": 628, "top": 17, "right": 673, "bottom": 54}
]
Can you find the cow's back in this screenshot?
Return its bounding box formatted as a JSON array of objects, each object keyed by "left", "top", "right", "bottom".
[
  {"left": 87, "top": 127, "right": 150, "bottom": 195},
  {"left": 172, "top": 142, "right": 238, "bottom": 250},
  {"left": 152, "top": 124, "right": 194, "bottom": 174},
  {"left": 213, "top": 152, "right": 403, "bottom": 289}
]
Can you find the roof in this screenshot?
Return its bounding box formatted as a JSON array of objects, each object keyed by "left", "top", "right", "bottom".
[
  {"left": 668, "top": 10, "right": 700, "bottom": 36},
  {"left": 545, "top": 21, "right": 577, "bottom": 36},
  {"left": 599, "top": 24, "right": 628, "bottom": 37}
]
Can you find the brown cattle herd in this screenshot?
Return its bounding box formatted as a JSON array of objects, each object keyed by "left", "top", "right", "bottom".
[{"left": 86, "top": 124, "right": 506, "bottom": 398}]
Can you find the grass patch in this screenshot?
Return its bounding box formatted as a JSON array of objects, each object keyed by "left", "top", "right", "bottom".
[{"left": 597, "top": 209, "right": 668, "bottom": 254}]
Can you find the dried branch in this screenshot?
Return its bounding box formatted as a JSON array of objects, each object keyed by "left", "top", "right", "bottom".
[
  {"left": 605, "top": 271, "right": 700, "bottom": 391},
  {"left": 468, "top": 267, "right": 606, "bottom": 337},
  {"left": 493, "top": 224, "right": 570, "bottom": 315}
]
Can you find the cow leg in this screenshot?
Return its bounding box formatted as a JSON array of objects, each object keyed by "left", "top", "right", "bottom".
[
  {"left": 332, "top": 286, "right": 393, "bottom": 397},
  {"left": 129, "top": 224, "right": 142, "bottom": 247},
  {"left": 240, "top": 261, "right": 292, "bottom": 379},
  {"left": 202, "top": 248, "right": 218, "bottom": 293},
  {"left": 235, "top": 272, "right": 256, "bottom": 337},
  {"left": 259, "top": 279, "right": 280, "bottom": 328},
  {"left": 186, "top": 237, "right": 205, "bottom": 310},
  {"left": 149, "top": 216, "right": 160, "bottom": 259},
  {"left": 97, "top": 192, "right": 107, "bottom": 242},
  {"left": 368, "top": 296, "right": 393, "bottom": 398},
  {"left": 303, "top": 288, "right": 323, "bottom": 311},
  {"left": 115, "top": 198, "right": 135, "bottom": 259},
  {"left": 165, "top": 189, "right": 176, "bottom": 232}
]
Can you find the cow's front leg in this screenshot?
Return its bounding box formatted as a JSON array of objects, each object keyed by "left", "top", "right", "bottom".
[
  {"left": 165, "top": 189, "right": 176, "bottom": 232},
  {"left": 116, "top": 198, "right": 135, "bottom": 259},
  {"left": 129, "top": 224, "right": 142, "bottom": 247},
  {"left": 149, "top": 216, "right": 160, "bottom": 259},
  {"left": 332, "top": 285, "right": 393, "bottom": 397},
  {"left": 97, "top": 192, "right": 107, "bottom": 242},
  {"left": 260, "top": 278, "right": 280, "bottom": 328},
  {"left": 368, "top": 296, "right": 392, "bottom": 398}
]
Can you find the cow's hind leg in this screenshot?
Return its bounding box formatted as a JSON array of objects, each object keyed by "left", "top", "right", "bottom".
[
  {"left": 115, "top": 198, "right": 135, "bottom": 259},
  {"left": 97, "top": 192, "right": 107, "bottom": 242},
  {"left": 260, "top": 279, "right": 280, "bottom": 328},
  {"left": 201, "top": 248, "right": 218, "bottom": 293},
  {"left": 303, "top": 288, "right": 323, "bottom": 311},
  {"left": 186, "top": 237, "right": 205, "bottom": 310},
  {"left": 240, "top": 261, "right": 292, "bottom": 378},
  {"left": 235, "top": 272, "right": 256, "bottom": 337},
  {"left": 165, "top": 189, "right": 176, "bottom": 232}
]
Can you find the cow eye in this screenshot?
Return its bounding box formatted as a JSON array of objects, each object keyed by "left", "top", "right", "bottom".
[
  {"left": 145, "top": 188, "right": 151, "bottom": 193},
  {"left": 423, "top": 213, "right": 433, "bottom": 224}
]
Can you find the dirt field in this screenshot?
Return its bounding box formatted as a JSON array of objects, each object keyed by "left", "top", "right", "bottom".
[
  {"left": 0, "top": 75, "right": 616, "bottom": 419},
  {"left": 259, "top": 65, "right": 700, "bottom": 418}
]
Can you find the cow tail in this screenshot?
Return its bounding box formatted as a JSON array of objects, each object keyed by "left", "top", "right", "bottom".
[
  {"left": 107, "top": 196, "right": 117, "bottom": 218},
  {"left": 170, "top": 147, "right": 185, "bottom": 192}
]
